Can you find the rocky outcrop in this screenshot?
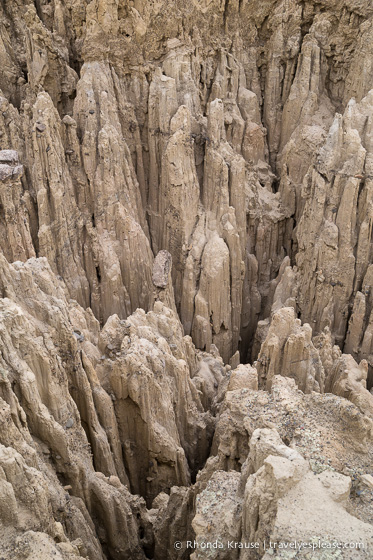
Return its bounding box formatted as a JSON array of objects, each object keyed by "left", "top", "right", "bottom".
[
  {"left": 0, "top": 256, "right": 222, "bottom": 557},
  {"left": 242, "top": 430, "right": 373, "bottom": 560},
  {"left": 212, "top": 375, "right": 373, "bottom": 476},
  {"left": 294, "top": 93, "right": 373, "bottom": 348},
  {"left": 0, "top": 256, "right": 150, "bottom": 560},
  {"left": 1, "top": 0, "right": 373, "bottom": 559},
  {"left": 5, "top": 0, "right": 373, "bottom": 361},
  {"left": 190, "top": 384, "right": 373, "bottom": 559},
  {"left": 0, "top": 149, "right": 35, "bottom": 263},
  {"left": 314, "top": 328, "right": 373, "bottom": 417},
  {"left": 191, "top": 470, "right": 242, "bottom": 560},
  {"left": 96, "top": 301, "right": 218, "bottom": 505},
  {"left": 255, "top": 307, "right": 325, "bottom": 393},
  {"left": 0, "top": 251, "right": 372, "bottom": 559}
]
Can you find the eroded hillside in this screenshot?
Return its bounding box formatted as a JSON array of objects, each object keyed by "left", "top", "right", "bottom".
[{"left": 1, "top": 1, "right": 373, "bottom": 559}]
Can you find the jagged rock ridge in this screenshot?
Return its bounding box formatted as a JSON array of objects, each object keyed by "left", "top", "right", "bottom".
[{"left": 1, "top": 0, "right": 373, "bottom": 559}]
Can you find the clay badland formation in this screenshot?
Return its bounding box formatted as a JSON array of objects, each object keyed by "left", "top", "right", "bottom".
[{"left": 1, "top": 0, "right": 373, "bottom": 558}]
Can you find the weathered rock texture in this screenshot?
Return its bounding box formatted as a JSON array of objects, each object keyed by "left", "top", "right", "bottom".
[
  {"left": 0, "top": 0, "right": 369, "bottom": 362},
  {"left": 0, "top": 256, "right": 223, "bottom": 558},
  {"left": 1, "top": 0, "right": 373, "bottom": 559}
]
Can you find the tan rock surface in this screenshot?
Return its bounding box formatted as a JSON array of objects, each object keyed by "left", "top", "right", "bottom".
[
  {"left": 243, "top": 430, "right": 373, "bottom": 560},
  {"left": 1, "top": 0, "right": 373, "bottom": 558},
  {"left": 255, "top": 307, "right": 325, "bottom": 393}
]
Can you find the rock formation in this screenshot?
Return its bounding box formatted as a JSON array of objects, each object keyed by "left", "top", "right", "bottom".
[{"left": 1, "top": 0, "right": 373, "bottom": 559}]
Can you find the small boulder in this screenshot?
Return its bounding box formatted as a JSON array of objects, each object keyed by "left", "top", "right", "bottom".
[
  {"left": 0, "top": 150, "right": 19, "bottom": 165},
  {"left": 152, "top": 250, "right": 172, "bottom": 288}
]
